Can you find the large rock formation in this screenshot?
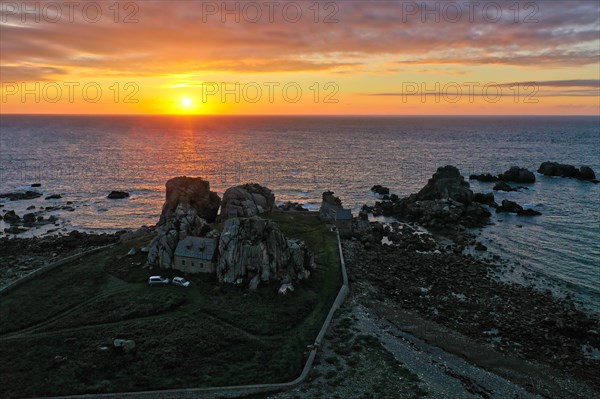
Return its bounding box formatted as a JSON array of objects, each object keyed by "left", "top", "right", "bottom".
[
  {"left": 217, "top": 217, "right": 315, "bottom": 289},
  {"left": 414, "top": 165, "right": 474, "bottom": 203},
  {"left": 159, "top": 177, "right": 221, "bottom": 224},
  {"left": 220, "top": 183, "right": 275, "bottom": 220},
  {"left": 538, "top": 162, "right": 597, "bottom": 182},
  {"left": 319, "top": 191, "right": 343, "bottom": 222},
  {"left": 146, "top": 177, "right": 220, "bottom": 269},
  {"left": 498, "top": 166, "right": 536, "bottom": 183},
  {"left": 394, "top": 165, "right": 491, "bottom": 228}
]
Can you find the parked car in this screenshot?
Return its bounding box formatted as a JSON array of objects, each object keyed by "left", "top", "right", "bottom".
[
  {"left": 172, "top": 277, "right": 191, "bottom": 287},
  {"left": 148, "top": 276, "right": 170, "bottom": 286}
]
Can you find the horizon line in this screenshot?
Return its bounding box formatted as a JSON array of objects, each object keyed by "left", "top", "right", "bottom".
[{"left": 1, "top": 113, "right": 599, "bottom": 117}]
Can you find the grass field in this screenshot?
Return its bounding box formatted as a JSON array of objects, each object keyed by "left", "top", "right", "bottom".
[{"left": 0, "top": 211, "right": 342, "bottom": 399}]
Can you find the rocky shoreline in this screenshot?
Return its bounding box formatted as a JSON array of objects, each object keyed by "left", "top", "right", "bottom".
[
  {"left": 340, "top": 164, "right": 600, "bottom": 395},
  {"left": 342, "top": 236, "right": 600, "bottom": 392}
]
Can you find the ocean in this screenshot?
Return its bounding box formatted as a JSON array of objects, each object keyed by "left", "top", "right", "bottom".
[{"left": 1, "top": 115, "right": 598, "bottom": 314}]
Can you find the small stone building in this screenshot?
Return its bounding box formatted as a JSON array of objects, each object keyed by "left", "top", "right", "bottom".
[
  {"left": 335, "top": 209, "right": 353, "bottom": 237},
  {"left": 173, "top": 236, "right": 217, "bottom": 273}
]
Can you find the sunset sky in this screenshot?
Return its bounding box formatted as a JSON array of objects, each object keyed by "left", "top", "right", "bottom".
[{"left": 1, "top": 0, "right": 599, "bottom": 115}]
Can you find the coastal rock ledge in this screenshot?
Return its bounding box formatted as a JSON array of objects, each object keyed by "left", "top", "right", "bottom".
[
  {"left": 146, "top": 177, "right": 220, "bottom": 269},
  {"left": 217, "top": 217, "right": 315, "bottom": 290}
]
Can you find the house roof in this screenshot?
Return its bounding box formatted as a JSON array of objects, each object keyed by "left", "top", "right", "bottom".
[
  {"left": 174, "top": 236, "right": 217, "bottom": 261},
  {"left": 336, "top": 209, "right": 353, "bottom": 220}
]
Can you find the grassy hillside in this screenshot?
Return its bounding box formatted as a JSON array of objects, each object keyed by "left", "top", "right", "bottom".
[{"left": 0, "top": 211, "right": 342, "bottom": 398}]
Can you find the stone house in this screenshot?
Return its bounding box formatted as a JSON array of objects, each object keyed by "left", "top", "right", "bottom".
[
  {"left": 335, "top": 209, "right": 353, "bottom": 237},
  {"left": 173, "top": 236, "right": 217, "bottom": 273}
]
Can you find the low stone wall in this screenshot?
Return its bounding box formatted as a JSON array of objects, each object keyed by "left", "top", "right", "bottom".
[
  {"left": 0, "top": 244, "right": 116, "bottom": 297},
  {"left": 40, "top": 233, "right": 349, "bottom": 399}
]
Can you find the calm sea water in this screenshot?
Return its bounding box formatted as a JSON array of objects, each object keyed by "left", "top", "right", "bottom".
[{"left": 1, "top": 115, "right": 599, "bottom": 313}]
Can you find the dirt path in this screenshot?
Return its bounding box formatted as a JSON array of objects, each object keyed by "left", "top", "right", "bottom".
[
  {"left": 0, "top": 303, "right": 276, "bottom": 345},
  {"left": 1, "top": 286, "right": 134, "bottom": 339}
]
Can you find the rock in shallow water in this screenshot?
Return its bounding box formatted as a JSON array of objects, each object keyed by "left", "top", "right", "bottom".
[
  {"left": 538, "top": 161, "right": 597, "bottom": 181},
  {"left": 517, "top": 208, "right": 542, "bottom": 217},
  {"left": 415, "top": 165, "right": 473, "bottom": 203},
  {"left": 3, "top": 210, "right": 20, "bottom": 224},
  {"left": 473, "top": 192, "right": 497, "bottom": 208},
  {"left": 498, "top": 166, "right": 536, "bottom": 183},
  {"left": 469, "top": 173, "right": 498, "bottom": 182},
  {"left": 107, "top": 191, "right": 129, "bottom": 199},
  {"left": 579, "top": 166, "right": 596, "bottom": 180},
  {"left": 391, "top": 165, "right": 491, "bottom": 229},
  {"left": 0, "top": 191, "right": 42, "bottom": 201},
  {"left": 371, "top": 185, "right": 390, "bottom": 195},
  {"left": 23, "top": 213, "right": 36, "bottom": 223},
  {"left": 493, "top": 182, "right": 517, "bottom": 192},
  {"left": 496, "top": 200, "right": 523, "bottom": 214}
]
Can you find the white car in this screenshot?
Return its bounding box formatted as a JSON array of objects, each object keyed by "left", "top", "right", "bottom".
[
  {"left": 148, "top": 276, "right": 170, "bottom": 286},
  {"left": 172, "top": 277, "right": 191, "bottom": 287}
]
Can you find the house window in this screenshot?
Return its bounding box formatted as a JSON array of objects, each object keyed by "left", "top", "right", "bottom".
[
  {"left": 191, "top": 261, "right": 195, "bottom": 267},
  {"left": 181, "top": 259, "right": 186, "bottom": 266}
]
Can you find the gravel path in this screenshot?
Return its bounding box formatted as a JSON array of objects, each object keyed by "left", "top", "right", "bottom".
[{"left": 351, "top": 300, "right": 542, "bottom": 399}]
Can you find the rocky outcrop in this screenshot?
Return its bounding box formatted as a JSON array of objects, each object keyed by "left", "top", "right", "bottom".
[
  {"left": 493, "top": 182, "right": 516, "bottom": 192},
  {"left": 107, "top": 191, "right": 129, "bottom": 199},
  {"left": 319, "top": 191, "right": 343, "bottom": 222},
  {"left": 371, "top": 185, "right": 390, "bottom": 195},
  {"left": 469, "top": 173, "right": 498, "bottom": 182},
  {"left": 3, "top": 210, "right": 20, "bottom": 224},
  {"left": 146, "top": 177, "right": 220, "bottom": 269},
  {"left": 393, "top": 166, "right": 491, "bottom": 228},
  {"left": 23, "top": 213, "right": 36, "bottom": 223},
  {"left": 0, "top": 191, "right": 42, "bottom": 201},
  {"left": 538, "top": 162, "right": 579, "bottom": 178},
  {"left": 414, "top": 165, "right": 474, "bottom": 204},
  {"left": 498, "top": 166, "right": 535, "bottom": 183},
  {"left": 220, "top": 183, "right": 275, "bottom": 220},
  {"left": 159, "top": 177, "right": 221, "bottom": 224},
  {"left": 496, "top": 200, "right": 542, "bottom": 216},
  {"left": 493, "top": 182, "right": 529, "bottom": 192},
  {"left": 538, "top": 162, "right": 598, "bottom": 182},
  {"left": 217, "top": 217, "right": 315, "bottom": 290},
  {"left": 579, "top": 166, "right": 596, "bottom": 181},
  {"left": 496, "top": 200, "right": 522, "bottom": 213},
  {"left": 518, "top": 208, "right": 542, "bottom": 216},
  {"left": 473, "top": 192, "right": 498, "bottom": 208}
]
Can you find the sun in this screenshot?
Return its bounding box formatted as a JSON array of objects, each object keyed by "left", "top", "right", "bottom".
[{"left": 181, "top": 97, "right": 192, "bottom": 107}]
